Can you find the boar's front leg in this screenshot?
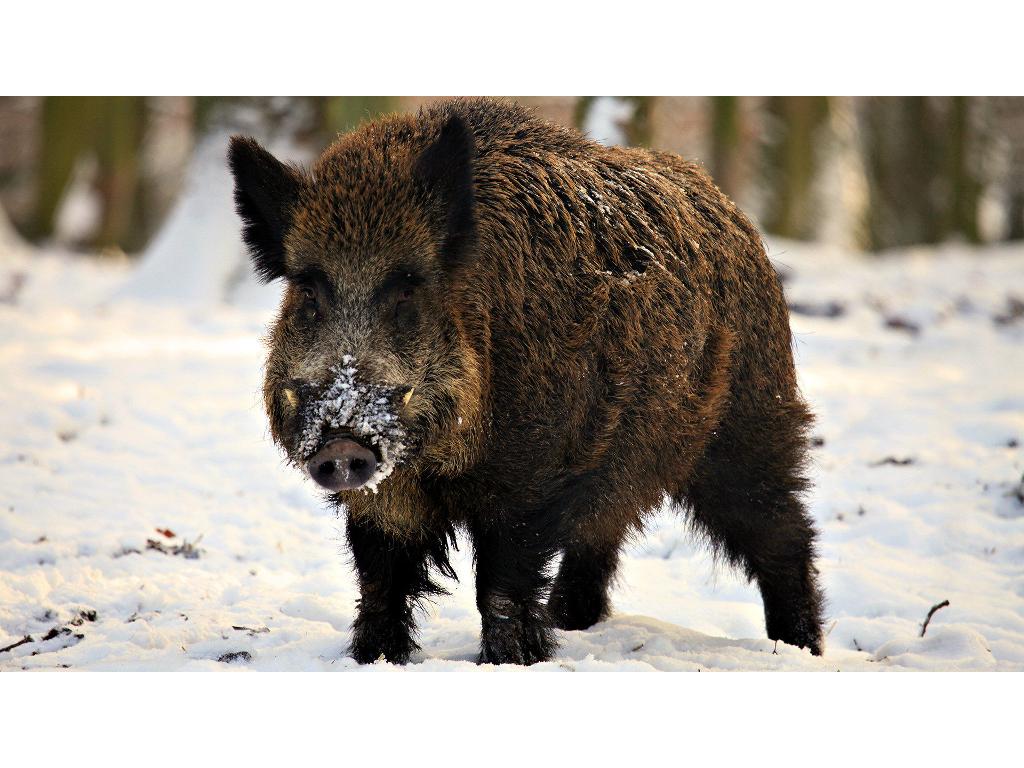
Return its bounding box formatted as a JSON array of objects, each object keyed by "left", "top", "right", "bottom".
[
  {"left": 345, "top": 515, "right": 450, "bottom": 665},
  {"left": 470, "top": 515, "right": 561, "bottom": 665}
]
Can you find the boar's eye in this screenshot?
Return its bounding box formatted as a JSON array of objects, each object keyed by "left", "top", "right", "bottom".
[
  {"left": 394, "top": 282, "right": 416, "bottom": 322},
  {"left": 290, "top": 267, "right": 331, "bottom": 324},
  {"left": 293, "top": 281, "right": 319, "bottom": 322},
  {"left": 380, "top": 270, "right": 422, "bottom": 325},
  {"left": 396, "top": 284, "right": 415, "bottom": 304}
]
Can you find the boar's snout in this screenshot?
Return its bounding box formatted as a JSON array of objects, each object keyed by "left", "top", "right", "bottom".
[{"left": 306, "top": 438, "right": 378, "bottom": 492}]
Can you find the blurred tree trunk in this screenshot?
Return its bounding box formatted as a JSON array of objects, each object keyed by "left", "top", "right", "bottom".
[
  {"left": 28, "top": 97, "right": 147, "bottom": 253},
  {"left": 995, "top": 96, "right": 1024, "bottom": 240},
  {"left": 862, "top": 97, "right": 939, "bottom": 249},
  {"left": 94, "top": 97, "right": 147, "bottom": 251},
  {"left": 862, "top": 97, "right": 984, "bottom": 250},
  {"left": 709, "top": 96, "right": 741, "bottom": 199},
  {"left": 28, "top": 97, "right": 101, "bottom": 241},
  {"left": 761, "top": 96, "right": 830, "bottom": 239},
  {"left": 944, "top": 96, "right": 981, "bottom": 243}
]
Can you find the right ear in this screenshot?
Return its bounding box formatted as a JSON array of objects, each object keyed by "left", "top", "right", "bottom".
[
  {"left": 413, "top": 114, "right": 477, "bottom": 270},
  {"left": 228, "top": 136, "right": 303, "bottom": 282}
]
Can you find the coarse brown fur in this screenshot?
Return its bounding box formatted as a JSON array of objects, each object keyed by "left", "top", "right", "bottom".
[{"left": 229, "top": 97, "right": 826, "bottom": 665}]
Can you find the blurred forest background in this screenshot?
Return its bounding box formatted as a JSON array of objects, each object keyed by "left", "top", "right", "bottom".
[{"left": 1, "top": 95, "right": 1023, "bottom": 258}]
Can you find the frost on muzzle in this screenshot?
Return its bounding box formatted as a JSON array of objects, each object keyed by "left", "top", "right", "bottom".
[{"left": 292, "top": 356, "right": 410, "bottom": 494}]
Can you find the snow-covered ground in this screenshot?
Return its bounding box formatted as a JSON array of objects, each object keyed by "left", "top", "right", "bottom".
[{"left": 1, "top": 203, "right": 1022, "bottom": 670}]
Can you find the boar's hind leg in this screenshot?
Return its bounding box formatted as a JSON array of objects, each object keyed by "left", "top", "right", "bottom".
[
  {"left": 681, "top": 400, "right": 826, "bottom": 656},
  {"left": 547, "top": 531, "right": 623, "bottom": 631},
  {"left": 345, "top": 516, "right": 454, "bottom": 664},
  {"left": 470, "top": 516, "right": 561, "bottom": 665}
]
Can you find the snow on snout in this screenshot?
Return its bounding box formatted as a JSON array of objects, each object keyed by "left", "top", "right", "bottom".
[{"left": 296, "top": 355, "right": 407, "bottom": 493}]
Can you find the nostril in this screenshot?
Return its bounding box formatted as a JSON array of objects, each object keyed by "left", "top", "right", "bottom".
[{"left": 306, "top": 438, "right": 377, "bottom": 490}]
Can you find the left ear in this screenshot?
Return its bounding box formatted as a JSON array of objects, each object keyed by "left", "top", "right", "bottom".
[
  {"left": 414, "top": 114, "right": 477, "bottom": 269},
  {"left": 228, "top": 136, "right": 304, "bottom": 283}
]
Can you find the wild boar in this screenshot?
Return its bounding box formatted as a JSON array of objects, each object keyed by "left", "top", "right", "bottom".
[{"left": 228, "top": 97, "right": 825, "bottom": 665}]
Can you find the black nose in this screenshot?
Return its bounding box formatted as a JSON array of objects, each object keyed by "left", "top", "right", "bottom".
[{"left": 305, "top": 438, "right": 378, "bottom": 491}]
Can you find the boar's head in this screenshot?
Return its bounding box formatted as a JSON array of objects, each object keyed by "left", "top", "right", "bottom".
[{"left": 228, "top": 114, "right": 479, "bottom": 494}]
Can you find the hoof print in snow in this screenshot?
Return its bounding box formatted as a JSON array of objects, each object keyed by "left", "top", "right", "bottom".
[
  {"left": 883, "top": 315, "right": 921, "bottom": 336},
  {"left": 788, "top": 300, "right": 845, "bottom": 318},
  {"left": 2, "top": 609, "right": 93, "bottom": 658},
  {"left": 992, "top": 296, "right": 1024, "bottom": 326},
  {"left": 145, "top": 534, "right": 203, "bottom": 559},
  {"left": 30, "top": 627, "right": 84, "bottom": 656},
  {"left": 218, "top": 651, "right": 252, "bottom": 664},
  {"left": 231, "top": 625, "right": 270, "bottom": 637},
  {"left": 1009, "top": 475, "right": 1024, "bottom": 506},
  {"left": 870, "top": 456, "right": 916, "bottom": 467},
  {"left": 69, "top": 609, "right": 97, "bottom": 626}
]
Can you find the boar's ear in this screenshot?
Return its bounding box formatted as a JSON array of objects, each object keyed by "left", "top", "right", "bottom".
[
  {"left": 228, "top": 136, "right": 303, "bottom": 283},
  {"left": 414, "top": 114, "right": 477, "bottom": 270}
]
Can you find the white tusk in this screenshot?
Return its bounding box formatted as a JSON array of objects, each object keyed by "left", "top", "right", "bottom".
[{"left": 282, "top": 388, "right": 299, "bottom": 410}]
